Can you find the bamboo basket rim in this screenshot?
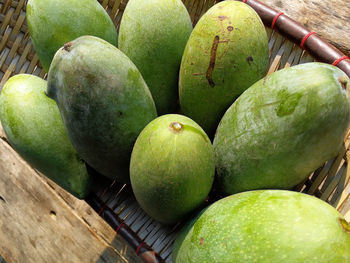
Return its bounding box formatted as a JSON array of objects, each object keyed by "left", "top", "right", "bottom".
[
  {"left": 0, "top": 0, "right": 350, "bottom": 263},
  {"left": 240, "top": 0, "right": 350, "bottom": 77}
]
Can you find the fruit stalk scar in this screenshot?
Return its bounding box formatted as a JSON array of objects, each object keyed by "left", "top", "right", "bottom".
[
  {"left": 339, "top": 218, "right": 350, "bottom": 234},
  {"left": 169, "top": 122, "right": 184, "bottom": 133},
  {"left": 338, "top": 76, "right": 349, "bottom": 90},
  {"left": 64, "top": 42, "right": 72, "bottom": 52}
]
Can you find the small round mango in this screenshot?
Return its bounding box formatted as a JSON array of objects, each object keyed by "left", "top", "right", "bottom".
[{"left": 130, "top": 114, "right": 215, "bottom": 225}]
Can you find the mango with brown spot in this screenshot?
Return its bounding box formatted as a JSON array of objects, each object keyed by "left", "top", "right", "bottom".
[{"left": 179, "top": 1, "right": 269, "bottom": 136}]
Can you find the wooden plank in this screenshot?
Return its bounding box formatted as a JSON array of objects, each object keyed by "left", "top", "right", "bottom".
[
  {"left": 40, "top": 175, "right": 144, "bottom": 263},
  {"left": 260, "top": 0, "right": 350, "bottom": 55},
  {"left": 0, "top": 134, "right": 141, "bottom": 263}
]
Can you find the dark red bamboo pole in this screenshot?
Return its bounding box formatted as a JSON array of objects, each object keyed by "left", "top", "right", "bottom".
[
  {"left": 86, "top": 194, "right": 165, "bottom": 263},
  {"left": 233, "top": 0, "right": 350, "bottom": 77}
]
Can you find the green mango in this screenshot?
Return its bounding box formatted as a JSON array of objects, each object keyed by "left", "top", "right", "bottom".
[
  {"left": 172, "top": 208, "right": 208, "bottom": 262},
  {"left": 174, "top": 190, "right": 350, "bottom": 263},
  {"left": 0, "top": 74, "right": 91, "bottom": 198},
  {"left": 214, "top": 62, "right": 350, "bottom": 195},
  {"left": 27, "top": 0, "right": 118, "bottom": 72},
  {"left": 47, "top": 36, "right": 157, "bottom": 183},
  {"left": 119, "top": 0, "right": 192, "bottom": 114},
  {"left": 179, "top": 0, "right": 269, "bottom": 136},
  {"left": 130, "top": 114, "right": 214, "bottom": 225}
]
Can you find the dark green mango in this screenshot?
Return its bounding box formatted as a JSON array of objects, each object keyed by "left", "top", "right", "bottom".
[
  {"left": 47, "top": 36, "right": 157, "bottom": 182},
  {"left": 214, "top": 63, "right": 350, "bottom": 195},
  {"left": 174, "top": 190, "right": 350, "bottom": 263},
  {"left": 130, "top": 114, "right": 214, "bottom": 225},
  {"left": 119, "top": 0, "right": 192, "bottom": 114},
  {"left": 0, "top": 74, "right": 91, "bottom": 198},
  {"left": 27, "top": 0, "right": 118, "bottom": 72},
  {"left": 179, "top": 0, "right": 269, "bottom": 136}
]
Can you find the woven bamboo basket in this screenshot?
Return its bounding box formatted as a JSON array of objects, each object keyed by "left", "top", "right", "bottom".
[{"left": 1, "top": 0, "right": 350, "bottom": 262}]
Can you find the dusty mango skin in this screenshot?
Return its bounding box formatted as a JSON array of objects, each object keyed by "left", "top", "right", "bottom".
[
  {"left": 213, "top": 63, "right": 350, "bottom": 195},
  {"left": 119, "top": 0, "right": 192, "bottom": 114},
  {"left": 47, "top": 36, "right": 157, "bottom": 183},
  {"left": 174, "top": 190, "right": 350, "bottom": 263},
  {"left": 0, "top": 74, "right": 91, "bottom": 198},
  {"left": 179, "top": 1, "right": 269, "bottom": 136},
  {"left": 130, "top": 114, "right": 215, "bottom": 225},
  {"left": 27, "top": 0, "right": 118, "bottom": 72}
]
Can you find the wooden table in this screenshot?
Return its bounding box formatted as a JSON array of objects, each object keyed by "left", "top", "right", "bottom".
[{"left": 0, "top": 1, "right": 349, "bottom": 263}]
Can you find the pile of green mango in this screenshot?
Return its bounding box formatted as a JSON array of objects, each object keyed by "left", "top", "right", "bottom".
[{"left": 1, "top": 0, "right": 350, "bottom": 261}]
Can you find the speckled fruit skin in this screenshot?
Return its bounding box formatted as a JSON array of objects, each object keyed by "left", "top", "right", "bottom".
[
  {"left": 130, "top": 114, "right": 215, "bottom": 225},
  {"left": 172, "top": 207, "right": 207, "bottom": 260},
  {"left": 213, "top": 63, "right": 350, "bottom": 195},
  {"left": 119, "top": 0, "right": 192, "bottom": 114},
  {"left": 27, "top": 0, "right": 118, "bottom": 72},
  {"left": 179, "top": 0, "right": 269, "bottom": 136},
  {"left": 47, "top": 36, "right": 157, "bottom": 183},
  {"left": 0, "top": 74, "right": 91, "bottom": 199},
  {"left": 174, "top": 190, "right": 350, "bottom": 263}
]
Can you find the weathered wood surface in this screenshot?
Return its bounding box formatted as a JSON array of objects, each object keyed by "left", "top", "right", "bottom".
[
  {"left": 261, "top": 0, "right": 350, "bottom": 55},
  {"left": 0, "top": 126, "right": 141, "bottom": 263}
]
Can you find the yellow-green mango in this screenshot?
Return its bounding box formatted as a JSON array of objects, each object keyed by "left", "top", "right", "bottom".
[
  {"left": 130, "top": 114, "right": 214, "bottom": 225},
  {"left": 179, "top": 1, "right": 269, "bottom": 136},
  {"left": 174, "top": 190, "right": 350, "bottom": 263},
  {"left": 0, "top": 74, "right": 91, "bottom": 198},
  {"left": 119, "top": 0, "right": 192, "bottom": 114},
  {"left": 27, "top": 0, "right": 118, "bottom": 72}
]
